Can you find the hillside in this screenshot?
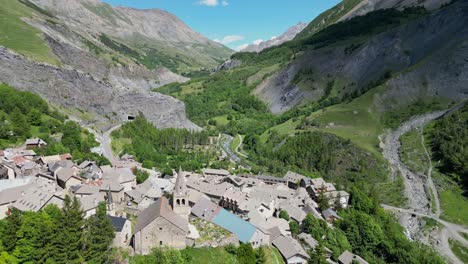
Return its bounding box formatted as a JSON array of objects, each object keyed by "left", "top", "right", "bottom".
[{"left": 0, "top": 0, "right": 231, "bottom": 130}]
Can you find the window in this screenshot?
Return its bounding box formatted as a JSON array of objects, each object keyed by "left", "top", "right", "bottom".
[
  {"left": 182, "top": 199, "right": 186, "bottom": 205},
  {"left": 159, "top": 227, "right": 163, "bottom": 231},
  {"left": 159, "top": 241, "right": 163, "bottom": 246},
  {"left": 176, "top": 199, "right": 180, "bottom": 205}
]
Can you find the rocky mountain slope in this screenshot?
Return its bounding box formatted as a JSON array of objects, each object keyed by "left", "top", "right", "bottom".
[
  {"left": 241, "top": 22, "right": 307, "bottom": 53},
  {"left": 0, "top": 0, "right": 232, "bottom": 130},
  {"left": 252, "top": 0, "right": 468, "bottom": 114}
]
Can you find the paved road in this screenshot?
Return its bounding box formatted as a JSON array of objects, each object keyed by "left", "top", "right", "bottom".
[{"left": 101, "top": 124, "right": 122, "bottom": 166}]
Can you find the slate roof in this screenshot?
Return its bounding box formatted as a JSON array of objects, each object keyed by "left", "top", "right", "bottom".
[
  {"left": 298, "top": 233, "right": 318, "bottom": 249},
  {"left": 56, "top": 167, "right": 79, "bottom": 182},
  {"left": 108, "top": 215, "right": 128, "bottom": 232},
  {"left": 26, "top": 138, "right": 46, "bottom": 146},
  {"left": 80, "top": 193, "right": 103, "bottom": 212},
  {"left": 322, "top": 208, "right": 341, "bottom": 220},
  {"left": 0, "top": 183, "right": 33, "bottom": 205},
  {"left": 73, "top": 185, "right": 100, "bottom": 195},
  {"left": 202, "top": 168, "right": 230, "bottom": 176},
  {"left": 272, "top": 235, "right": 309, "bottom": 260},
  {"left": 191, "top": 196, "right": 222, "bottom": 222},
  {"left": 134, "top": 197, "right": 188, "bottom": 233},
  {"left": 338, "top": 250, "right": 368, "bottom": 264},
  {"left": 212, "top": 208, "right": 257, "bottom": 243},
  {"left": 284, "top": 171, "right": 308, "bottom": 183}
]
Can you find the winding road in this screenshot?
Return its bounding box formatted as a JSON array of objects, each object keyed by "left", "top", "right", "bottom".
[{"left": 381, "top": 107, "right": 467, "bottom": 264}]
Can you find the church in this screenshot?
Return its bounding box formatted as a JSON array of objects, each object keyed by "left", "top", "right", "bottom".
[{"left": 132, "top": 169, "right": 190, "bottom": 255}]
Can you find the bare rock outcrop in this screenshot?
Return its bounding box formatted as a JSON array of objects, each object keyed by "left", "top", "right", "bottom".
[{"left": 0, "top": 47, "right": 199, "bottom": 131}]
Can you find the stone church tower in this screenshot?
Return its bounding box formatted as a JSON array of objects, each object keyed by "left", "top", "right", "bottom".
[{"left": 173, "top": 168, "right": 191, "bottom": 220}]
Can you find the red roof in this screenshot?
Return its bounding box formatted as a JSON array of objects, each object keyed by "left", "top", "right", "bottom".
[{"left": 11, "top": 155, "right": 27, "bottom": 165}]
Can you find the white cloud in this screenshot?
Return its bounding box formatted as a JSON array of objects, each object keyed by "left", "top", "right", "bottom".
[
  {"left": 214, "top": 35, "right": 245, "bottom": 45},
  {"left": 197, "top": 0, "right": 229, "bottom": 6},
  {"left": 235, "top": 44, "right": 249, "bottom": 51},
  {"left": 253, "top": 39, "right": 264, "bottom": 45}
]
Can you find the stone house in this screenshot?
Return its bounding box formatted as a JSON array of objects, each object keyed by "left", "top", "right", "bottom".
[
  {"left": 133, "top": 197, "right": 189, "bottom": 255},
  {"left": 109, "top": 215, "right": 132, "bottom": 248}
]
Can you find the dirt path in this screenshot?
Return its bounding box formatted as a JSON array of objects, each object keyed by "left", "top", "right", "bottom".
[
  {"left": 381, "top": 106, "right": 467, "bottom": 264},
  {"left": 234, "top": 134, "right": 248, "bottom": 158},
  {"left": 421, "top": 129, "right": 441, "bottom": 217}
]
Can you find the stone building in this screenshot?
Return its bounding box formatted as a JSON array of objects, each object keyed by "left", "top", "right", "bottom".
[
  {"left": 133, "top": 197, "right": 188, "bottom": 255},
  {"left": 173, "top": 169, "right": 191, "bottom": 220}
]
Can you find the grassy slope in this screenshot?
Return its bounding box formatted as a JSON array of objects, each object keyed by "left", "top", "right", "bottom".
[
  {"left": 261, "top": 86, "right": 385, "bottom": 156},
  {"left": 0, "top": 0, "right": 58, "bottom": 65},
  {"left": 296, "top": 0, "right": 364, "bottom": 39},
  {"left": 449, "top": 239, "right": 468, "bottom": 263}
]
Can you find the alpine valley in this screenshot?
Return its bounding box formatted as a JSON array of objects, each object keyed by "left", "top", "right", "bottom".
[{"left": 0, "top": 0, "right": 467, "bottom": 264}]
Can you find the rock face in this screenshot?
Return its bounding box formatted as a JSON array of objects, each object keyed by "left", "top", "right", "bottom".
[
  {"left": 212, "top": 59, "right": 242, "bottom": 72},
  {"left": 254, "top": 0, "right": 468, "bottom": 114},
  {"left": 0, "top": 47, "right": 200, "bottom": 130},
  {"left": 241, "top": 23, "right": 307, "bottom": 53},
  {"left": 0, "top": 0, "right": 233, "bottom": 130}
]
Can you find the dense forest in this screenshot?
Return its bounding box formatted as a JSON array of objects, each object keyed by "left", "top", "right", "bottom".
[
  {"left": 428, "top": 103, "right": 468, "bottom": 189},
  {"left": 0, "top": 83, "right": 109, "bottom": 165},
  {"left": 0, "top": 197, "right": 114, "bottom": 264},
  {"left": 112, "top": 115, "right": 221, "bottom": 174},
  {"left": 243, "top": 131, "right": 387, "bottom": 189},
  {"left": 303, "top": 186, "right": 444, "bottom": 263}
]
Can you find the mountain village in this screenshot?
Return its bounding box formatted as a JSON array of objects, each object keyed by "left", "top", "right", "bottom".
[{"left": 0, "top": 137, "right": 368, "bottom": 264}]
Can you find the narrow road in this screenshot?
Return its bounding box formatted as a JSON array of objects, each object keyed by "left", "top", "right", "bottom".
[{"left": 102, "top": 124, "right": 123, "bottom": 166}]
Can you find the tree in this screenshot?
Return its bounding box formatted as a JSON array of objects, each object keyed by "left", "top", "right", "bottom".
[
  {"left": 13, "top": 211, "right": 56, "bottom": 263},
  {"left": 1, "top": 208, "right": 23, "bottom": 252},
  {"left": 289, "top": 220, "right": 299, "bottom": 237},
  {"left": 318, "top": 191, "right": 330, "bottom": 211},
  {"left": 54, "top": 195, "right": 84, "bottom": 263},
  {"left": 9, "top": 108, "right": 30, "bottom": 138},
  {"left": 83, "top": 203, "right": 115, "bottom": 264},
  {"left": 279, "top": 210, "right": 290, "bottom": 221},
  {"left": 237, "top": 243, "right": 256, "bottom": 264},
  {"left": 308, "top": 245, "right": 327, "bottom": 264},
  {"left": 255, "top": 247, "right": 266, "bottom": 264},
  {"left": 27, "top": 109, "right": 42, "bottom": 126}
]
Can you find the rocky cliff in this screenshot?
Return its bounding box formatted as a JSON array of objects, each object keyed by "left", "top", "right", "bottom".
[{"left": 0, "top": 0, "right": 227, "bottom": 130}]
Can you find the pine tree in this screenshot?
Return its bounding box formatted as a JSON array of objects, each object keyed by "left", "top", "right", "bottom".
[
  {"left": 1, "top": 208, "right": 23, "bottom": 252},
  {"left": 10, "top": 108, "right": 30, "bottom": 138},
  {"left": 255, "top": 247, "right": 266, "bottom": 264},
  {"left": 83, "top": 203, "right": 115, "bottom": 264},
  {"left": 237, "top": 243, "right": 256, "bottom": 264},
  {"left": 308, "top": 245, "right": 328, "bottom": 264},
  {"left": 13, "top": 211, "right": 55, "bottom": 263},
  {"left": 55, "top": 195, "right": 84, "bottom": 264}
]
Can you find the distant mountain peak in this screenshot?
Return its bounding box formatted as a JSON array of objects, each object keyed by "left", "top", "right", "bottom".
[{"left": 241, "top": 22, "right": 307, "bottom": 53}]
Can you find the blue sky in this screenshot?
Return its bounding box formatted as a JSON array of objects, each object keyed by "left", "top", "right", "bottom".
[{"left": 103, "top": 0, "right": 341, "bottom": 50}]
